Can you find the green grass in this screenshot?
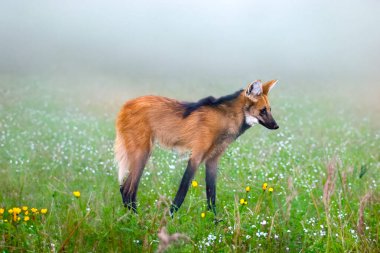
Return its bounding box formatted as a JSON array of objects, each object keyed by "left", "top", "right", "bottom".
[{"left": 0, "top": 80, "right": 379, "bottom": 252}]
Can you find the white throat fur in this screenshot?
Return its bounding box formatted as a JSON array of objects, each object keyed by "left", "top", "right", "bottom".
[{"left": 245, "top": 113, "right": 259, "bottom": 126}]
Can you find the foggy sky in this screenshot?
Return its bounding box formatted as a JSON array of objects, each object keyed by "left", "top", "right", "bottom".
[{"left": 1, "top": 0, "right": 379, "bottom": 83}]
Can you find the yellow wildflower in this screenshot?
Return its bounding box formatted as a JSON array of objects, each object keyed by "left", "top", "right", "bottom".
[
  {"left": 262, "top": 183, "right": 268, "bottom": 191},
  {"left": 268, "top": 187, "right": 274, "bottom": 193},
  {"left": 0, "top": 208, "right": 4, "bottom": 214},
  {"left": 73, "top": 191, "right": 81, "bottom": 198},
  {"left": 22, "top": 206, "right": 28, "bottom": 211},
  {"left": 245, "top": 186, "right": 251, "bottom": 192},
  {"left": 25, "top": 211, "right": 29, "bottom": 215},
  {"left": 24, "top": 216, "right": 30, "bottom": 221},
  {"left": 14, "top": 207, "right": 21, "bottom": 214},
  {"left": 244, "top": 200, "right": 248, "bottom": 205},
  {"left": 8, "top": 209, "right": 13, "bottom": 214},
  {"left": 41, "top": 208, "right": 48, "bottom": 214},
  {"left": 4, "top": 219, "right": 8, "bottom": 223},
  {"left": 17, "top": 217, "right": 21, "bottom": 221},
  {"left": 191, "top": 180, "right": 198, "bottom": 188},
  {"left": 31, "top": 208, "right": 38, "bottom": 213},
  {"left": 201, "top": 212, "right": 206, "bottom": 218},
  {"left": 240, "top": 198, "right": 245, "bottom": 205}
]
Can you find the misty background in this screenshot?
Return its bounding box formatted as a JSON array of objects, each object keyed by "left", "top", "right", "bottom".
[{"left": 0, "top": 0, "right": 379, "bottom": 103}]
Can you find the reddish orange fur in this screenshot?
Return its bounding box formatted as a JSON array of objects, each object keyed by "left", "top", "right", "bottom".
[{"left": 116, "top": 94, "right": 244, "bottom": 182}]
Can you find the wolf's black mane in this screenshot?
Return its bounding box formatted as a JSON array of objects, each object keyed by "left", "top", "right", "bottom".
[{"left": 182, "top": 89, "right": 243, "bottom": 117}]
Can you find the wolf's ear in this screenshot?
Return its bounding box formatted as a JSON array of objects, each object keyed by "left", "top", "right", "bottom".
[
  {"left": 245, "top": 80, "right": 262, "bottom": 97},
  {"left": 262, "top": 80, "right": 278, "bottom": 95}
]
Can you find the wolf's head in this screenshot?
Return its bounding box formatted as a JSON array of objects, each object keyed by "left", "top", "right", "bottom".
[{"left": 243, "top": 80, "right": 279, "bottom": 130}]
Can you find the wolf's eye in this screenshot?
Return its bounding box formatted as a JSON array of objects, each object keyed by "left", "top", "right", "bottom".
[{"left": 259, "top": 108, "right": 267, "bottom": 116}]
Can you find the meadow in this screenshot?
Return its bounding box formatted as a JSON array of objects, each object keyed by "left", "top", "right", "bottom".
[{"left": 0, "top": 77, "right": 379, "bottom": 252}]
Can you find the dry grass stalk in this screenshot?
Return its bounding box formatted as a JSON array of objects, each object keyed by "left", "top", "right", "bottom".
[
  {"left": 58, "top": 212, "right": 90, "bottom": 253},
  {"left": 156, "top": 227, "right": 190, "bottom": 253},
  {"left": 357, "top": 192, "right": 372, "bottom": 235},
  {"left": 323, "top": 160, "right": 337, "bottom": 212},
  {"left": 156, "top": 195, "right": 172, "bottom": 227},
  {"left": 286, "top": 176, "right": 297, "bottom": 219},
  {"left": 233, "top": 194, "right": 241, "bottom": 244},
  {"left": 341, "top": 171, "right": 347, "bottom": 192}
]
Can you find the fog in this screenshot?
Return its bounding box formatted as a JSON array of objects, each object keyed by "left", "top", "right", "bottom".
[{"left": 1, "top": 0, "right": 380, "bottom": 87}]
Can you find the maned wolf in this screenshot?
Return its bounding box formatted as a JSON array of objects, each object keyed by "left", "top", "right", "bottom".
[{"left": 115, "top": 80, "right": 279, "bottom": 215}]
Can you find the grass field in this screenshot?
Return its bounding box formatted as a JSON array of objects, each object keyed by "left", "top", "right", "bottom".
[{"left": 0, "top": 77, "right": 379, "bottom": 252}]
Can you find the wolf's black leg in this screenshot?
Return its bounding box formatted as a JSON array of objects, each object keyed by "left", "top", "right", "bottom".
[{"left": 170, "top": 158, "right": 200, "bottom": 216}]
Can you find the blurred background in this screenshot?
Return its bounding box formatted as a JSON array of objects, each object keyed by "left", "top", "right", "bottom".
[{"left": 0, "top": 0, "right": 379, "bottom": 111}]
